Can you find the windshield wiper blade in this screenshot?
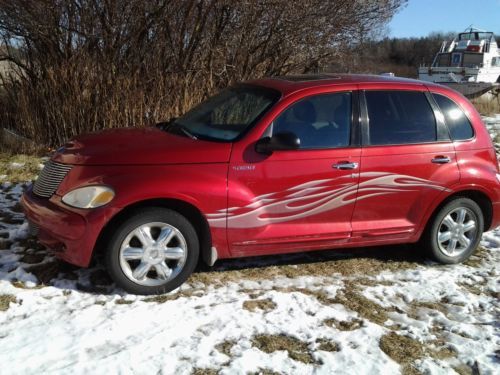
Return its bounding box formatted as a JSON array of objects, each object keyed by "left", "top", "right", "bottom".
[
  {"left": 176, "top": 124, "right": 197, "bottom": 140},
  {"left": 159, "top": 122, "right": 197, "bottom": 140}
]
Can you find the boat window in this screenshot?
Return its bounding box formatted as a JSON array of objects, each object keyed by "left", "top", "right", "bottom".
[
  {"left": 365, "top": 91, "right": 437, "bottom": 145},
  {"left": 459, "top": 32, "right": 493, "bottom": 41},
  {"left": 477, "top": 32, "right": 493, "bottom": 40},
  {"left": 492, "top": 57, "right": 500, "bottom": 67},
  {"left": 432, "top": 94, "right": 474, "bottom": 141},
  {"left": 459, "top": 33, "right": 475, "bottom": 41},
  {"left": 462, "top": 53, "right": 483, "bottom": 68},
  {"left": 435, "top": 53, "right": 451, "bottom": 67}
]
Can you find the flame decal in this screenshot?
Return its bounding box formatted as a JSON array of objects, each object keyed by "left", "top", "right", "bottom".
[{"left": 207, "top": 172, "right": 450, "bottom": 228}]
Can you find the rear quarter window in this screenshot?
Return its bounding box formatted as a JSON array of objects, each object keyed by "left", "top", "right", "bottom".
[{"left": 432, "top": 94, "right": 474, "bottom": 141}]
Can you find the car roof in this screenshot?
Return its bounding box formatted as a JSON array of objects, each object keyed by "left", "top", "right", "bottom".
[{"left": 248, "top": 74, "right": 439, "bottom": 96}]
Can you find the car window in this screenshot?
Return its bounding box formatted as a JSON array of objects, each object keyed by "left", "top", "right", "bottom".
[
  {"left": 272, "top": 92, "right": 352, "bottom": 149},
  {"left": 432, "top": 94, "right": 474, "bottom": 140},
  {"left": 174, "top": 85, "right": 280, "bottom": 141},
  {"left": 365, "top": 90, "right": 437, "bottom": 145}
]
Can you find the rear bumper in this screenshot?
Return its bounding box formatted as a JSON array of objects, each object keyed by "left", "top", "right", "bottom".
[{"left": 21, "top": 187, "right": 119, "bottom": 267}]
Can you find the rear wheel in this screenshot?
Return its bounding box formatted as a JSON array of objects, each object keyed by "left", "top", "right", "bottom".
[
  {"left": 106, "top": 207, "right": 199, "bottom": 295},
  {"left": 422, "top": 198, "right": 483, "bottom": 264}
]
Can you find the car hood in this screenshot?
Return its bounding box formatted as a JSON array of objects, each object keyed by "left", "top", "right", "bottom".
[{"left": 52, "top": 127, "right": 232, "bottom": 165}]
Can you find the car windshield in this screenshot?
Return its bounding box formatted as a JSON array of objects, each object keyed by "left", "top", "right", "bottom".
[{"left": 171, "top": 85, "right": 280, "bottom": 141}]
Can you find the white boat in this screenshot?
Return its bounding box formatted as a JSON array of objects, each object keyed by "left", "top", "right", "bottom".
[{"left": 418, "top": 27, "right": 500, "bottom": 98}]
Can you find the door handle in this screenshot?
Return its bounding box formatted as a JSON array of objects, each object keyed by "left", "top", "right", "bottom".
[
  {"left": 333, "top": 161, "right": 359, "bottom": 170},
  {"left": 431, "top": 156, "right": 451, "bottom": 164}
]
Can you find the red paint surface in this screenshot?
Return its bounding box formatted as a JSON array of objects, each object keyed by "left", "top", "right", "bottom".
[{"left": 22, "top": 75, "right": 500, "bottom": 267}]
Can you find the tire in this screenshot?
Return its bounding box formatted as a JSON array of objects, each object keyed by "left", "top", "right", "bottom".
[
  {"left": 421, "top": 198, "right": 483, "bottom": 264},
  {"left": 105, "top": 207, "right": 199, "bottom": 295}
]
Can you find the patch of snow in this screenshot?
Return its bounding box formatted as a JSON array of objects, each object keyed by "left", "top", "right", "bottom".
[{"left": 1, "top": 121, "right": 500, "bottom": 375}]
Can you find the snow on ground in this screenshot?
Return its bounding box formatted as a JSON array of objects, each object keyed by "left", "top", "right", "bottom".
[{"left": 0, "top": 117, "right": 499, "bottom": 375}]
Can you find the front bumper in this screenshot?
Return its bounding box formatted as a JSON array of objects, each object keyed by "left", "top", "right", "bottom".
[{"left": 21, "top": 187, "right": 119, "bottom": 267}]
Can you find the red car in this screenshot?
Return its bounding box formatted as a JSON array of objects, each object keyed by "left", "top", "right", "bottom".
[{"left": 22, "top": 74, "right": 500, "bottom": 294}]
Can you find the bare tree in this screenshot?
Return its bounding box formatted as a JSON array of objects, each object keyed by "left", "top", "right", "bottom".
[{"left": 0, "top": 0, "right": 406, "bottom": 147}]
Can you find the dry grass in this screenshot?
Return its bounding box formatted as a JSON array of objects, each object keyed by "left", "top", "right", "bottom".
[
  {"left": 247, "top": 370, "right": 282, "bottom": 375},
  {"left": 407, "top": 301, "right": 449, "bottom": 320},
  {"left": 323, "top": 317, "right": 364, "bottom": 331},
  {"left": 428, "top": 345, "right": 457, "bottom": 360},
  {"left": 316, "top": 338, "right": 340, "bottom": 352},
  {"left": 251, "top": 334, "right": 316, "bottom": 364},
  {"left": 379, "top": 332, "right": 425, "bottom": 375},
  {"left": 143, "top": 289, "right": 205, "bottom": 303},
  {"left": 242, "top": 298, "right": 277, "bottom": 312},
  {"left": 332, "top": 286, "right": 393, "bottom": 325},
  {"left": 191, "top": 368, "right": 218, "bottom": 375},
  {"left": 457, "top": 282, "right": 485, "bottom": 296},
  {"left": 452, "top": 364, "right": 475, "bottom": 375},
  {"left": 0, "top": 153, "right": 43, "bottom": 182},
  {"left": 11, "top": 281, "right": 43, "bottom": 290},
  {"left": 471, "top": 96, "right": 500, "bottom": 115},
  {"left": 189, "top": 245, "right": 423, "bottom": 288},
  {"left": 463, "top": 247, "right": 488, "bottom": 268},
  {"left": 115, "top": 299, "right": 134, "bottom": 305},
  {"left": 0, "top": 294, "right": 17, "bottom": 311},
  {"left": 215, "top": 340, "right": 236, "bottom": 357}
]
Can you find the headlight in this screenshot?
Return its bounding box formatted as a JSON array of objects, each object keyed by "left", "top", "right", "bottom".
[{"left": 62, "top": 186, "right": 115, "bottom": 209}]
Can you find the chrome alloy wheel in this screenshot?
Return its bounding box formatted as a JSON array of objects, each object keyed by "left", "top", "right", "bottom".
[
  {"left": 119, "top": 222, "right": 188, "bottom": 286},
  {"left": 437, "top": 207, "right": 478, "bottom": 257}
]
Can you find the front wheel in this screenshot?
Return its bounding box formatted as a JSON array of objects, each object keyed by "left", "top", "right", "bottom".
[
  {"left": 106, "top": 207, "right": 199, "bottom": 295},
  {"left": 422, "top": 198, "right": 483, "bottom": 264}
]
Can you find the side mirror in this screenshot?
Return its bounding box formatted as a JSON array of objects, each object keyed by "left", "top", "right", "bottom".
[{"left": 255, "top": 131, "right": 300, "bottom": 154}]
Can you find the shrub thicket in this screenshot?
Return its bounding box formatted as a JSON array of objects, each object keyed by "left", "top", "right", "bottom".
[{"left": 0, "top": 0, "right": 405, "bottom": 148}]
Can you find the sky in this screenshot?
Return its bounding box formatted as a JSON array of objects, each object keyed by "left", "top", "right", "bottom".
[{"left": 389, "top": 0, "right": 500, "bottom": 38}]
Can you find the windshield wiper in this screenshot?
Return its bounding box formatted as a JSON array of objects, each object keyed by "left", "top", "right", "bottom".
[
  {"left": 176, "top": 124, "right": 198, "bottom": 140},
  {"left": 158, "top": 121, "right": 197, "bottom": 140}
]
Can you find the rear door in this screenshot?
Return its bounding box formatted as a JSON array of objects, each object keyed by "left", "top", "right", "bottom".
[{"left": 350, "top": 86, "right": 460, "bottom": 242}]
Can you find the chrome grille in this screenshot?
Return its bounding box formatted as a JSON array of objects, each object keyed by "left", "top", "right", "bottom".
[{"left": 32, "top": 161, "right": 72, "bottom": 198}]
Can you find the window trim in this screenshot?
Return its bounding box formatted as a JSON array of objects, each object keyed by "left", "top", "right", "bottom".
[
  {"left": 263, "top": 90, "right": 361, "bottom": 151},
  {"left": 360, "top": 89, "right": 451, "bottom": 147},
  {"left": 428, "top": 92, "right": 476, "bottom": 143}
]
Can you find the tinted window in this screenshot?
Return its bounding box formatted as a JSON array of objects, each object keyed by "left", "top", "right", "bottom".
[
  {"left": 272, "top": 92, "right": 352, "bottom": 149},
  {"left": 432, "top": 94, "right": 474, "bottom": 140},
  {"left": 365, "top": 91, "right": 437, "bottom": 145}
]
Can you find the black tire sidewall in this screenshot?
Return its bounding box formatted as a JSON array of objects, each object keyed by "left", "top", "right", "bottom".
[
  {"left": 427, "top": 198, "right": 483, "bottom": 264},
  {"left": 106, "top": 207, "right": 199, "bottom": 295}
]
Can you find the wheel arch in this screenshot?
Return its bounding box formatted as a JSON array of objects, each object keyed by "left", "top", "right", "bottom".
[
  {"left": 424, "top": 189, "right": 493, "bottom": 235},
  {"left": 94, "top": 198, "right": 213, "bottom": 266}
]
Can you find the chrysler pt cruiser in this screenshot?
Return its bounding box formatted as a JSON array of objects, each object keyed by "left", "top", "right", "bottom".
[{"left": 22, "top": 74, "right": 500, "bottom": 294}]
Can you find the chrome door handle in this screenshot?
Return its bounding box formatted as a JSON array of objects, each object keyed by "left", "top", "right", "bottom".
[
  {"left": 333, "top": 161, "right": 359, "bottom": 170},
  {"left": 431, "top": 156, "right": 451, "bottom": 164}
]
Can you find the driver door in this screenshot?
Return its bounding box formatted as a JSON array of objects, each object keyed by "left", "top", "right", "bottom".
[{"left": 224, "top": 90, "right": 361, "bottom": 256}]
